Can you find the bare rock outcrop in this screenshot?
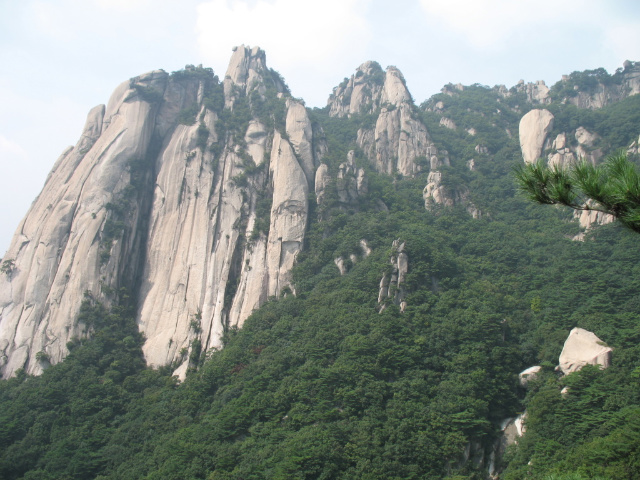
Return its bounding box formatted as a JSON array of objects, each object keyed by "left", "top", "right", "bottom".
[
  {"left": 315, "top": 150, "right": 368, "bottom": 212},
  {"left": 559, "top": 62, "right": 640, "bottom": 109},
  {"left": 547, "top": 127, "right": 602, "bottom": 170},
  {"left": 329, "top": 62, "right": 439, "bottom": 178},
  {"left": 423, "top": 154, "right": 480, "bottom": 218},
  {"left": 517, "top": 119, "right": 611, "bottom": 238},
  {"left": 328, "top": 61, "right": 386, "bottom": 118},
  {"left": 519, "top": 109, "right": 554, "bottom": 164},
  {"left": 0, "top": 71, "right": 167, "bottom": 378},
  {"left": 336, "top": 151, "right": 367, "bottom": 204},
  {"left": 519, "top": 366, "right": 542, "bottom": 387},
  {"left": 439, "top": 117, "right": 457, "bottom": 130},
  {"left": 0, "top": 46, "right": 319, "bottom": 379},
  {"left": 557, "top": 327, "right": 612, "bottom": 375},
  {"left": 572, "top": 201, "right": 615, "bottom": 239},
  {"left": 377, "top": 240, "right": 408, "bottom": 312},
  {"left": 514, "top": 79, "right": 551, "bottom": 104}
]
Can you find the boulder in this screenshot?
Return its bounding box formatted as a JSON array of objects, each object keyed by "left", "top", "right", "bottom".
[
  {"left": 519, "top": 109, "right": 554, "bottom": 164},
  {"left": 558, "top": 327, "right": 612, "bottom": 375},
  {"left": 439, "top": 117, "right": 457, "bottom": 130},
  {"left": 519, "top": 366, "right": 542, "bottom": 387}
]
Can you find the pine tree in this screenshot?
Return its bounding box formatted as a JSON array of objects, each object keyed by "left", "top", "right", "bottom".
[{"left": 514, "top": 152, "right": 640, "bottom": 233}]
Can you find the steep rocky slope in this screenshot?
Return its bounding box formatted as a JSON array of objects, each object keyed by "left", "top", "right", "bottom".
[
  {"left": 2, "top": 49, "right": 639, "bottom": 381},
  {"left": 0, "top": 46, "right": 322, "bottom": 379}
]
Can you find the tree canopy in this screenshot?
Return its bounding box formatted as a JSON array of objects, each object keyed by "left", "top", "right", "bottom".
[{"left": 514, "top": 153, "right": 640, "bottom": 233}]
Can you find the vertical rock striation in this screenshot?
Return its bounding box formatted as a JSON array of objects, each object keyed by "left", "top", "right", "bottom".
[
  {"left": 327, "top": 62, "right": 439, "bottom": 178},
  {"left": 0, "top": 46, "right": 321, "bottom": 379},
  {"left": 0, "top": 70, "right": 167, "bottom": 378}
]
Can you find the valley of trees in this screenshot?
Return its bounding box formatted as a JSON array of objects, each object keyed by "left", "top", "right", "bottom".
[{"left": 2, "top": 67, "right": 640, "bottom": 479}]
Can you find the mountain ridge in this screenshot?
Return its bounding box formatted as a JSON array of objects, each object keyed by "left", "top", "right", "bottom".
[
  {"left": 1, "top": 46, "right": 640, "bottom": 479},
  {"left": 2, "top": 46, "right": 640, "bottom": 380}
]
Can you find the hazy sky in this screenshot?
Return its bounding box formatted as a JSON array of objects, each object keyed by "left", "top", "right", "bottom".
[{"left": 1, "top": 0, "right": 640, "bottom": 255}]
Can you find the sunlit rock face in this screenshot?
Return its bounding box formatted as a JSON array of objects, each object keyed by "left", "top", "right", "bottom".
[
  {"left": 328, "top": 62, "right": 440, "bottom": 178},
  {"left": 0, "top": 46, "right": 323, "bottom": 379},
  {"left": 329, "top": 61, "right": 479, "bottom": 214},
  {"left": 519, "top": 109, "right": 555, "bottom": 164},
  {"left": 557, "top": 327, "right": 612, "bottom": 375}
]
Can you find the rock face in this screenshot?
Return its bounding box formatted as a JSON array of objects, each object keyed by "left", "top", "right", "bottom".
[
  {"left": 514, "top": 79, "right": 551, "bottom": 104},
  {"left": 558, "top": 327, "right": 613, "bottom": 375},
  {"left": 328, "top": 61, "right": 386, "bottom": 118},
  {"left": 377, "top": 240, "right": 408, "bottom": 312},
  {"left": 315, "top": 150, "right": 367, "bottom": 212},
  {"left": 0, "top": 46, "right": 322, "bottom": 379},
  {"left": 518, "top": 115, "right": 612, "bottom": 236},
  {"left": 519, "top": 366, "right": 542, "bottom": 387},
  {"left": 560, "top": 62, "right": 640, "bottom": 109},
  {"left": 573, "top": 201, "right": 615, "bottom": 239},
  {"left": 0, "top": 70, "right": 167, "bottom": 378},
  {"left": 519, "top": 109, "right": 554, "bottom": 164},
  {"left": 328, "top": 62, "right": 440, "bottom": 178},
  {"left": 330, "top": 61, "right": 479, "bottom": 214}
]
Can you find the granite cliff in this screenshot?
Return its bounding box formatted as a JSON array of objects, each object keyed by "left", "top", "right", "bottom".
[
  {"left": 1, "top": 50, "right": 638, "bottom": 381},
  {"left": 0, "top": 46, "right": 321, "bottom": 379}
]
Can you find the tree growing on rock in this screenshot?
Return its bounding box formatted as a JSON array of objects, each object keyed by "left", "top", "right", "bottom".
[{"left": 514, "top": 152, "right": 640, "bottom": 233}]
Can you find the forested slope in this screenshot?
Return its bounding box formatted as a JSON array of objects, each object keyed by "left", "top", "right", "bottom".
[{"left": 1, "top": 65, "right": 640, "bottom": 479}]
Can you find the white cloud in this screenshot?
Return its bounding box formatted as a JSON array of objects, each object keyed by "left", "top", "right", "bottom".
[
  {"left": 94, "top": 0, "right": 152, "bottom": 12},
  {"left": 195, "top": 0, "right": 372, "bottom": 77},
  {"left": 30, "top": 1, "right": 78, "bottom": 41},
  {"left": 0, "top": 135, "right": 28, "bottom": 160},
  {"left": 418, "top": 0, "right": 599, "bottom": 50}
]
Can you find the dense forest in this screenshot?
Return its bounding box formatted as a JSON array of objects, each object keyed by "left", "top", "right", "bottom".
[{"left": 1, "top": 65, "right": 640, "bottom": 479}]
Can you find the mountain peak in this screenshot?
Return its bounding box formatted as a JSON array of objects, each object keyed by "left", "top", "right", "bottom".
[
  {"left": 327, "top": 61, "right": 412, "bottom": 117},
  {"left": 225, "top": 44, "right": 267, "bottom": 87}
]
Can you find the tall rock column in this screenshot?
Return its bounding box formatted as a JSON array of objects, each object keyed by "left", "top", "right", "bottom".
[
  {"left": 266, "top": 132, "right": 309, "bottom": 296},
  {"left": 0, "top": 71, "right": 167, "bottom": 377}
]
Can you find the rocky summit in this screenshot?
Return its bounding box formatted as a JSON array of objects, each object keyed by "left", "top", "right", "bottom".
[
  {"left": 1, "top": 46, "right": 640, "bottom": 480},
  {"left": 0, "top": 46, "right": 477, "bottom": 380}
]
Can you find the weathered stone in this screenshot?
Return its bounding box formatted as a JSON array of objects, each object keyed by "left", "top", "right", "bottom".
[
  {"left": 377, "top": 239, "right": 408, "bottom": 312},
  {"left": 0, "top": 46, "right": 315, "bottom": 379},
  {"left": 334, "top": 257, "right": 347, "bottom": 275},
  {"left": 575, "top": 126, "right": 597, "bottom": 147},
  {"left": 440, "top": 117, "right": 456, "bottom": 130},
  {"left": 558, "top": 327, "right": 613, "bottom": 375},
  {"left": 519, "top": 366, "right": 542, "bottom": 387},
  {"left": 0, "top": 70, "right": 167, "bottom": 377},
  {"left": 513, "top": 79, "right": 550, "bottom": 104},
  {"left": 572, "top": 201, "right": 615, "bottom": 241},
  {"left": 286, "top": 99, "right": 316, "bottom": 184},
  {"left": 519, "top": 109, "right": 554, "bottom": 164},
  {"left": 314, "top": 163, "right": 331, "bottom": 205},
  {"left": 329, "top": 63, "right": 434, "bottom": 178}
]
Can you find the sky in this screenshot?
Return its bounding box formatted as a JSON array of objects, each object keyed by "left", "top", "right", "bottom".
[{"left": 1, "top": 0, "right": 640, "bottom": 255}]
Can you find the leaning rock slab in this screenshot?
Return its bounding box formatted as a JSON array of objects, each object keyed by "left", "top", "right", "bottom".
[
  {"left": 519, "top": 109, "right": 554, "bottom": 164},
  {"left": 558, "top": 327, "right": 612, "bottom": 375}
]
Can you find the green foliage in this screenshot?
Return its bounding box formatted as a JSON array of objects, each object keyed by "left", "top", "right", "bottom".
[
  {"left": 170, "top": 65, "right": 214, "bottom": 81},
  {"left": 250, "top": 192, "right": 273, "bottom": 241},
  {"left": 177, "top": 104, "right": 199, "bottom": 126},
  {"left": 3, "top": 63, "right": 640, "bottom": 480},
  {"left": 0, "top": 296, "right": 161, "bottom": 480},
  {"left": 196, "top": 122, "right": 209, "bottom": 150},
  {"left": 515, "top": 153, "right": 640, "bottom": 232},
  {"left": 1, "top": 258, "right": 15, "bottom": 276},
  {"left": 550, "top": 67, "right": 623, "bottom": 101},
  {"left": 131, "top": 84, "right": 164, "bottom": 104},
  {"left": 545, "top": 94, "right": 640, "bottom": 151}
]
